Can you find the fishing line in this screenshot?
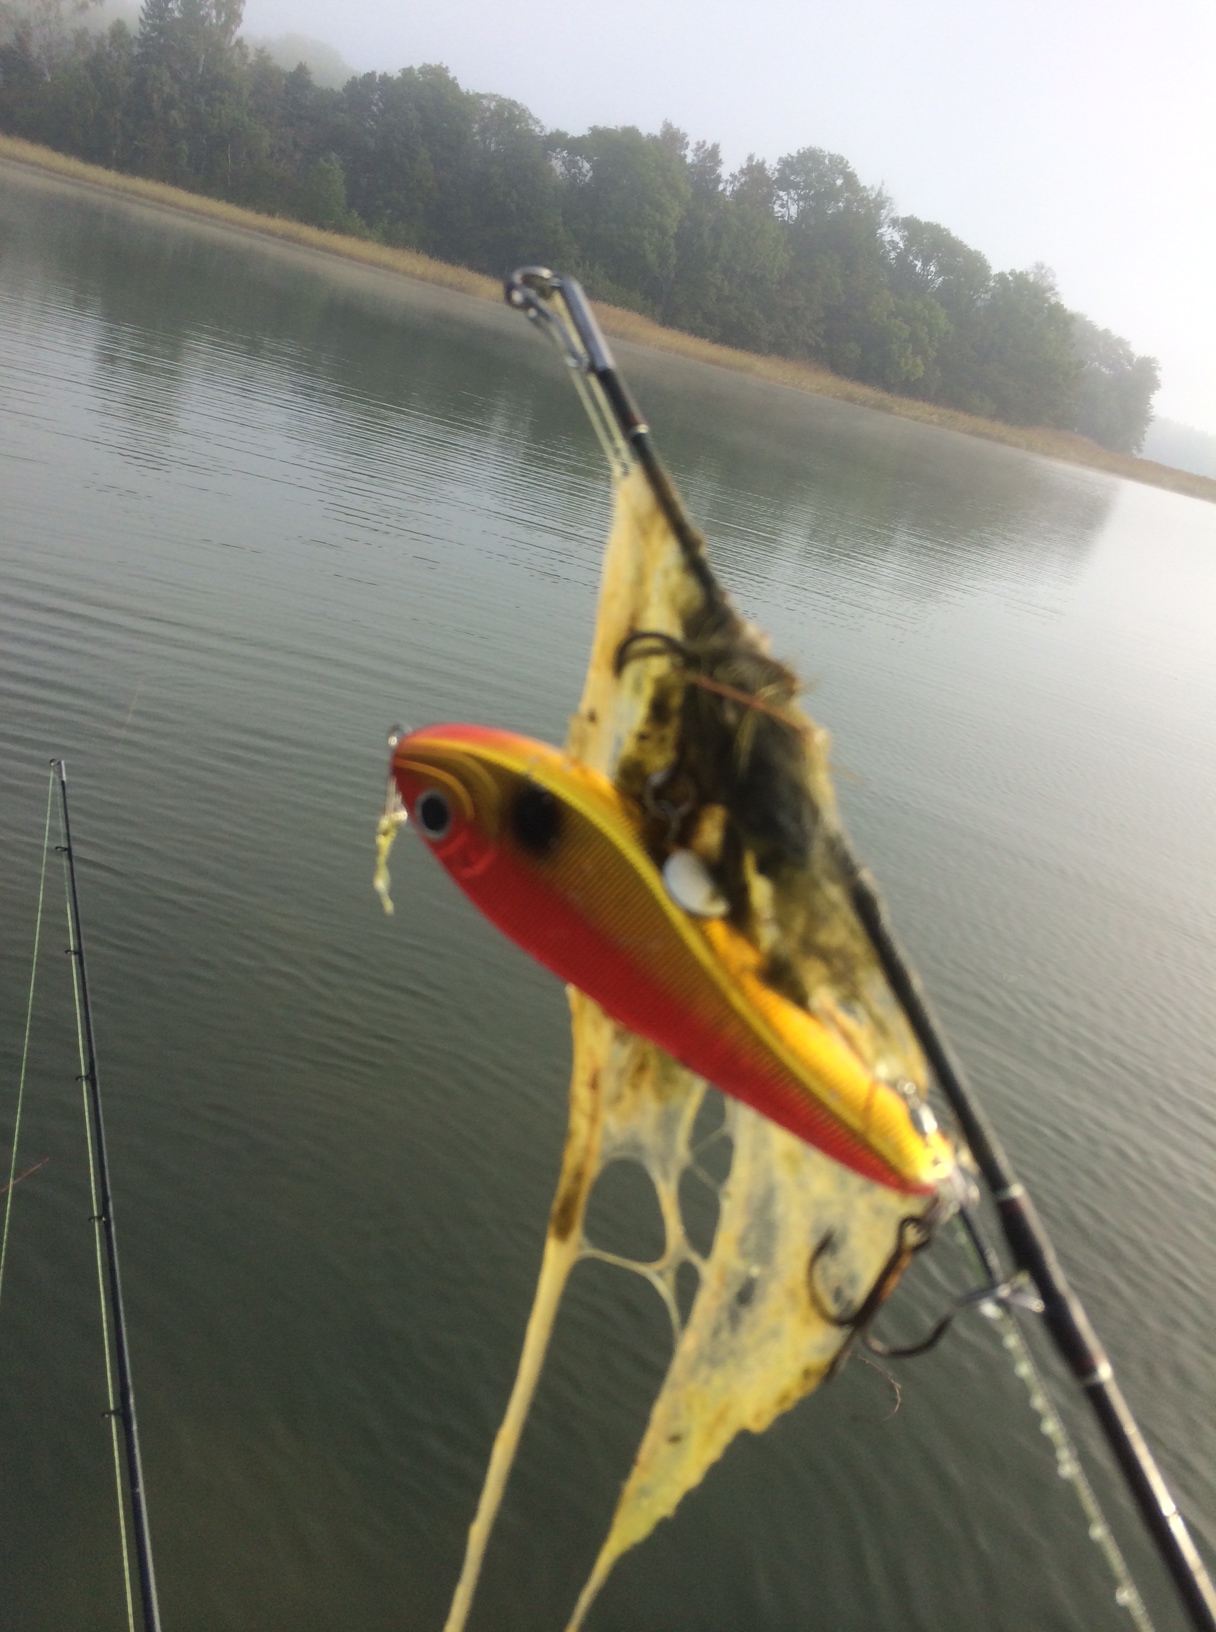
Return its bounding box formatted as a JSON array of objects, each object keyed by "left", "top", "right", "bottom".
[
  {"left": 0, "top": 771, "right": 54, "bottom": 1312},
  {"left": 60, "top": 793, "right": 137, "bottom": 1632},
  {"left": 952, "top": 1216, "right": 1155, "bottom": 1632},
  {"left": 999, "top": 1307, "right": 1153, "bottom": 1631}
]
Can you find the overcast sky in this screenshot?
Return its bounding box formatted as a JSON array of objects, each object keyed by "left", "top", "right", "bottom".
[{"left": 243, "top": 0, "right": 1216, "bottom": 432}]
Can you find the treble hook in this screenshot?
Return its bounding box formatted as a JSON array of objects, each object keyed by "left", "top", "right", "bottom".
[
  {"left": 809, "top": 1213, "right": 938, "bottom": 1378},
  {"left": 862, "top": 1272, "right": 1044, "bottom": 1360},
  {"left": 809, "top": 1210, "right": 1043, "bottom": 1368}
]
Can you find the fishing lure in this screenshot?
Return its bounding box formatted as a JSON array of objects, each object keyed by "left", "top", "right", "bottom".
[{"left": 391, "top": 721, "right": 954, "bottom": 1195}]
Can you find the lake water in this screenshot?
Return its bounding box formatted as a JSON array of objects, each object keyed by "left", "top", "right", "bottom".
[{"left": 1, "top": 163, "right": 1213, "bottom": 1632}]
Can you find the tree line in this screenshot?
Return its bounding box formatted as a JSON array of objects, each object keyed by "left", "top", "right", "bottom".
[{"left": 0, "top": 0, "right": 1160, "bottom": 451}]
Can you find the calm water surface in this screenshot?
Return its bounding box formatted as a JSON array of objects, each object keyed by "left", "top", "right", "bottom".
[{"left": 1, "top": 165, "right": 1214, "bottom": 1632}]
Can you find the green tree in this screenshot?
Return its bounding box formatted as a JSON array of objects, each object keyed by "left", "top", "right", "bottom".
[
  {"left": 0, "top": 0, "right": 102, "bottom": 75},
  {"left": 229, "top": 52, "right": 305, "bottom": 211},
  {"left": 0, "top": 22, "right": 54, "bottom": 135},
  {"left": 856, "top": 288, "right": 950, "bottom": 391},
  {"left": 463, "top": 94, "right": 567, "bottom": 272},
  {"left": 663, "top": 148, "right": 789, "bottom": 352},
  {"left": 774, "top": 146, "right": 885, "bottom": 228},
  {"left": 885, "top": 216, "right": 992, "bottom": 401},
  {"left": 132, "top": 0, "right": 249, "bottom": 187},
  {"left": 771, "top": 147, "right": 950, "bottom": 389},
  {"left": 0, "top": 15, "right": 134, "bottom": 167},
  {"left": 552, "top": 122, "right": 691, "bottom": 314},
  {"left": 297, "top": 151, "right": 348, "bottom": 230},
  {"left": 334, "top": 64, "right": 475, "bottom": 251},
  {"left": 72, "top": 19, "right": 136, "bottom": 167},
  {"left": 966, "top": 268, "right": 1079, "bottom": 425},
  {"left": 887, "top": 216, "right": 991, "bottom": 311},
  {"left": 1070, "top": 314, "right": 1159, "bottom": 452},
  {"left": 771, "top": 147, "right": 912, "bottom": 382}
]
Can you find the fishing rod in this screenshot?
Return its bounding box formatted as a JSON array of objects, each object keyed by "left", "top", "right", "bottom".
[
  {"left": 55, "top": 760, "right": 163, "bottom": 1632},
  {"left": 504, "top": 268, "right": 1216, "bottom": 1632},
  {"left": 506, "top": 267, "right": 722, "bottom": 611},
  {"left": 841, "top": 857, "right": 1216, "bottom": 1632}
]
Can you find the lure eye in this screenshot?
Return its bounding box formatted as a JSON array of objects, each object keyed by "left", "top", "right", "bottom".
[{"left": 415, "top": 788, "right": 453, "bottom": 842}]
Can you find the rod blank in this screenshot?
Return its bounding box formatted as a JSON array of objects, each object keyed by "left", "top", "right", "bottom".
[{"left": 55, "top": 760, "right": 162, "bottom": 1632}]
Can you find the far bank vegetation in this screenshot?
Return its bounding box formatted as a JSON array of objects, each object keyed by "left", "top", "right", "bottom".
[{"left": 0, "top": 0, "right": 1166, "bottom": 463}]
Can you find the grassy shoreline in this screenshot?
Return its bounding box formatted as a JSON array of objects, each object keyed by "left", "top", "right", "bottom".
[{"left": 4, "top": 133, "right": 1213, "bottom": 507}]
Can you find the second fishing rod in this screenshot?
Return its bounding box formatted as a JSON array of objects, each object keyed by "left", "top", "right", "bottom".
[{"left": 56, "top": 759, "right": 163, "bottom": 1632}]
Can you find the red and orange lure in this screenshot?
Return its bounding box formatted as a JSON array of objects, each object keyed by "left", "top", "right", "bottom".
[{"left": 391, "top": 722, "right": 954, "bottom": 1196}]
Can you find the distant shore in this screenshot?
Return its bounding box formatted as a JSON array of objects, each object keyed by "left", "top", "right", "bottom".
[{"left": 4, "top": 134, "right": 1213, "bottom": 508}]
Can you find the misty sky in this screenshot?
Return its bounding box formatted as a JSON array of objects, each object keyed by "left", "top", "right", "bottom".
[{"left": 243, "top": 0, "right": 1215, "bottom": 432}]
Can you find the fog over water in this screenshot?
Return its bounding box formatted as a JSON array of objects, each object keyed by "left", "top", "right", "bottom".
[{"left": 240, "top": 0, "right": 1216, "bottom": 435}]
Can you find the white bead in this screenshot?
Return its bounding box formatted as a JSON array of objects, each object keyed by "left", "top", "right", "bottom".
[{"left": 662, "top": 849, "right": 729, "bottom": 918}]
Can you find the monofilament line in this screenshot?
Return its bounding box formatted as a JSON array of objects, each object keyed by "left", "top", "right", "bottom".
[{"left": 0, "top": 771, "right": 54, "bottom": 1311}]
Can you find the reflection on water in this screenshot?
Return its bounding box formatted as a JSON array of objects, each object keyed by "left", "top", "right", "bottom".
[
  {"left": 0, "top": 164, "right": 1213, "bottom": 1632},
  {"left": 640, "top": 358, "right": 1111, "bottom": 598}
]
